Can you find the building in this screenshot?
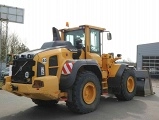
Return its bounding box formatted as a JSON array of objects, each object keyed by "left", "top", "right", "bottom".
[{"left": 137, "top": 42, "right": 159, "bottom": 77}]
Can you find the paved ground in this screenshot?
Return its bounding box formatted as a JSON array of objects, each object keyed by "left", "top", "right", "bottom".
[{"left": 0, "top": 79, "right": 159, "bottom": 120}]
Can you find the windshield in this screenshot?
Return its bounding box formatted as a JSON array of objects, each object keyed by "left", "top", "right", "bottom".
[{"left": 64, "top": 30, "right": 85, "bottom": 47}]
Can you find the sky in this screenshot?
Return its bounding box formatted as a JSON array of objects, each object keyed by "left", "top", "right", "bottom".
[{"left": 1, "top": 0, "right": 159, "bottom": 62}]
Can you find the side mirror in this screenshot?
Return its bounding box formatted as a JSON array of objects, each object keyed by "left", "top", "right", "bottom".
[
  {"left": 107, "top": 32, "right": 112, "bottom": 40},
  {"left": 117, "top": 54, "right": 122, "bottom": 57}
]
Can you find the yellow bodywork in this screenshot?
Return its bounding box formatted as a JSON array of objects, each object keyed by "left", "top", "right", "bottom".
[
  {"left": 3, "top": 48, "right": 73, "bottom": 100},
  {"left": 3, "top": 76, "right": 59, "bottom": 100},
  {"left": 2, "top": 24, "right": 121, "bottom": 101}
]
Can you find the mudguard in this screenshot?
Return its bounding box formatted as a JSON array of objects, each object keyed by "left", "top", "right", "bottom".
[
  {"left": 59, "top": 60, "right": 102, "bottom": 90},
  {"left": 107, "top": 64, "right": 127, "bottom": 94}
]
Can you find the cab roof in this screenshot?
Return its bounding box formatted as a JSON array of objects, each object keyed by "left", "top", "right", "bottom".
[{"left": 59, "top": 24, "right": 106, "bottom": 31}]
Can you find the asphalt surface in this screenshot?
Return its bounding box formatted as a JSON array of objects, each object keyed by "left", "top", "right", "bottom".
[{"left": 0, "top": 80, "right": 159, "bottom": 120}]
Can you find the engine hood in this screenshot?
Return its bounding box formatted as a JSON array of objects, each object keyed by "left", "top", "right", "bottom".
[
  {"left": 16, "top": 46, "right": 70, "bottom": 59},
  {"left": 21, "top": 49, "right": 46, "bottom": 56}
]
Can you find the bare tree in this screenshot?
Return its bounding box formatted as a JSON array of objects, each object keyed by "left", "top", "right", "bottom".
[
  {"left": 7, "top": 33, "right": 19, "bottom": 54},
  {"left": 1, "top": 32, "right": 30, "bottom": 62},
  {"left": 17, "top": 43, "right": 29, "bottom": 54},
  {"left": 7, "top": 33, "right": 29, "bottom": 54},
  {"left": 1, "top": 34, "right": 7, "bottom": 62}
]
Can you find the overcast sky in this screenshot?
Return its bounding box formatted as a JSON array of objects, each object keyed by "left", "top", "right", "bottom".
[{"left": 1, "top": 0, "right": 159, "bottom": 62}]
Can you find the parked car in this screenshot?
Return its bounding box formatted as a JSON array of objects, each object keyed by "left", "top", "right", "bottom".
[{"left": 1, "top": 67, "right": 9, "bottom": 80}]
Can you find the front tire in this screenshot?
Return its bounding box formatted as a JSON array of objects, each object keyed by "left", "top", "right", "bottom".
[
  {"left": 115, "top": 69, "right": 136, "bottom": 101},
  {"left": 66, "top": 71, "right": 101, "bottom": 114}
]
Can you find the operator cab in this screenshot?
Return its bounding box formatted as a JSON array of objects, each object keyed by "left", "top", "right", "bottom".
[
  {"left": 63, "top": 27, "right": 101, "bottom": 55},
  {"left": 60, "top": 25, "right": 112, "bottom": 59}
]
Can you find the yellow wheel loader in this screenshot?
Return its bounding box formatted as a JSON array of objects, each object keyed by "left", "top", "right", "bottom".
[{"left": 2, "top": 24, "right": 154, "bottom": 114}]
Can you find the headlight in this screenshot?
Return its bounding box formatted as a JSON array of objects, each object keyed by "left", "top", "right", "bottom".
[
  {"left": 13, "top": 55, "right": 19, "bottom": 59},
  {"left": 27, "top": 54, "right": 34, "bottom": 59}
]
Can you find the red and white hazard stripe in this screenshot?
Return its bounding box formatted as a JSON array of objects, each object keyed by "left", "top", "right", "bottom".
[{"left": 62, "top": 62, "right": 74, "bottom": 75}]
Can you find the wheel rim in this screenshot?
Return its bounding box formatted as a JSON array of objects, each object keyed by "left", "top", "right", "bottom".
[
  {"left": 83, "top": 82, "right": 96, "bottom": 104},
  {"left": 127, "top": 76, "right": 135, "bottom": 93}
]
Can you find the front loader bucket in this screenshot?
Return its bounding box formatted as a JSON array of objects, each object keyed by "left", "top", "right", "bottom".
[{"left": 135, "top": 70, "right": 155, "bottom": 96}]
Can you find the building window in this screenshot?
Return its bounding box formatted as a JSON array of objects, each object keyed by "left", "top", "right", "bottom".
[{"left": 142, "top": 56, "right": 159, "bottom": 75}]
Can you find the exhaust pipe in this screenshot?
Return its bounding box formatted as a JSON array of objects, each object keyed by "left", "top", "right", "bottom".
[{"left": 52, "top": 27, "right": 61, "bottom": 41}]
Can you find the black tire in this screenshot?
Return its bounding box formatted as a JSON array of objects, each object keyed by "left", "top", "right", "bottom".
[
  {"left": 66, "top": 71, "right": 101, "bottom": 114},
  {"left": 32, "top": 99, "right": 58, "bottom": 106},
  {"left": 115, "top": 69, "right": 136, "bottom": 101}
]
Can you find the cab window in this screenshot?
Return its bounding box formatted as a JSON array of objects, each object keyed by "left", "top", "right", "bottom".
[
  {"left": 90, "top": 29, "right": 100, "bottom": 54},
  {"left": 64, "top": 30, "right": 85, "bottom": 47}
]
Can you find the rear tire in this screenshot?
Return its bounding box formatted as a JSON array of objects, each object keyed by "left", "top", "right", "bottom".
[
  {"left": 115, "top": 69, "right": 136, "bottom": 101},
  {"left": 32, "top": 99, "right": 58, "bottom": 106},
  {"left": 66, "top": 71, "right": 101, "bottom": 114}
]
